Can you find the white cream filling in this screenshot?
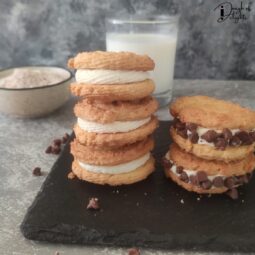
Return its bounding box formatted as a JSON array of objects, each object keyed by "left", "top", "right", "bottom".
[
  {"left": 77, "top": 117, "right": 150, "bottom": 133},
  {"left": 78, "top": 153, "right": 150, "bottom": 174},
  {"left": 165, "top": 153, "right": 225, "bottom": 187},
  {"left": 75, "top": 69, "right": 149, "bottom": 84},
  {"left": 187, "top": 126, "right": 255, "bottom": 147}
]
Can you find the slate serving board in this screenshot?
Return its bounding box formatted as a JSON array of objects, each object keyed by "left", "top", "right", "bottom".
[{"left": 21, "top": 122, "right": 255, "bottom": 252}]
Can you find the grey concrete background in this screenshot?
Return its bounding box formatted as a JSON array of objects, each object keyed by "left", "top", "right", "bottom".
[{"left": 0, "top": 0, "right": 254, "bottom": 80}]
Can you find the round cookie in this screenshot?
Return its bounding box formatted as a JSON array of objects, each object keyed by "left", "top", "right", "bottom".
[
  {"left": 74, "top": 116, "right": 158, "bottom": 148},
  {"left": 68, "top": 51, "right": 155, "bottom": 71},
  {"left": 171, "top": 127, "right": 255, "bottom": 162},
  {"left": 72, "top": 156, "right": 155, "bottom": 186},
  {"left": 163, "top": 143, "right": 255, "bottom": 195},
  {"left": 74, "top": 97, "right": 158, "bottom": 124},
  {"left": 71, "top": 137, "right": 154, "bottom": 166},
  {"left": 70, "top": 79, "right": 155, "bottom": 101},
  {"left": 170, "top": 95, "right": 255, "bottom": 129}
]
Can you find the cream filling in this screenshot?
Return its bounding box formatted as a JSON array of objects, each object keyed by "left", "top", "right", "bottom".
[
  {"left": 188, "top": 126, "right": 255, "bottom": 147},
  {"left": 165, "top": 154, "right": 225, "bottom": 187},
  {"left": 77, "top": 117, "right": 150, "bottom": 133},
  {"left": 75, "top": 69, "right": 149, "bottom": 84},
  {"left": 78, "top": 153, "right": 150, "bottom": 174}
]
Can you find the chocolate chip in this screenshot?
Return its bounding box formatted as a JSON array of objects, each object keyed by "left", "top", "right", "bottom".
[
  {"left": 190, "top": 175, "right": 199, "bottom": 186},
  {"left": 238, "top": 175, "right": 248, "bottom": 184},
  {"left": 188, "top": 132, "right": 199, "bottom": 143},
  {"left": 45, "top": 145, "right": 52, "bottom": 154},
  {"left": 175, "top": 120, "right": 186, "bottom": 130},
  {"left": 197, "top": 171, "right": 208, "bottom": 183},
  {"left": 249, "top": 131, "right": 255, "bottom": 142},
  {"left": 222, "top": 128, "right": 232, "bottom": 141},
  {"left": 128, "top": 248, "right": 140, "bottom": 255},
  {"left": 214, "top": 137, "right": 227, "bottom": 150},
  {"left": 62, "top": 133, "right": 70, "bottom": 144},
  {"left": 162, "top": 158, "right": 172, "bottom": 169},
  {"left": 177, "top": 128, "right": 188, "bottom": 139},
  {"left": 176, "top": 166, "right": 184, "bottom": 174},
  {"left": 201, "top": 130, "right": 218, "bottom": 143},
  {"left": 229, "top": 136, "right": 241, "bottom": 146},
  {"left": 226, "top": 188, "right": 239, "bottom": 200},
  {"left": 224, "top": 177, "right": 235, "bottom": 189},
  {"left": 32, "top": 167, "right": 42, "bottom": 176},
  {"left": 52, "top": 145, "right": 61, "bottom": 155},
  {"left": 53, "top": 139, "right": 62, "bottom": 146},
  {"left": 87, "top": 197, "right": 100, "bottom": 210},
  {"left": 212, "top": 176, "right": 224, "bottom": 187},
  {"left": 201, "top": 180, "right": 212, "bottom": 190},
  {"left": 186, "top": 122, "right": 198, "bottom": 132},
  {"left": 236, "top": 131, "right": 253, "bottom": 145},
  {"left": 180, "top": 171, "right": 189, "bottom": 183}
]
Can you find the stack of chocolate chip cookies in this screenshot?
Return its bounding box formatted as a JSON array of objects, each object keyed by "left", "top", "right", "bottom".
[
  {"left": 163, "top": 95, "right": 255, "bottom": 199},
  {"left": 68, "top": 51, "right": 158, "bottom": 185}
]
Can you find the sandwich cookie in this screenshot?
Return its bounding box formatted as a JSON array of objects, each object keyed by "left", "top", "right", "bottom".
[
  {"left": 74, "top": 97, "right": 158, "bottom": 147},
  {"left": 163, "top": 143, "right": 255, "bottom": 198},
  {"left": 170, "top": 96, "right": 255, "bottom": 161},
  {"left": 71, "top": 137, "right": 155, "bottom": 185},
  {"left": 68, "top": 51, "right": 155, "bottom": 101}
]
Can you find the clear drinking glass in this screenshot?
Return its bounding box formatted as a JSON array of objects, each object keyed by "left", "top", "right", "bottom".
[{"left": 106, "top": 14, "right": 179, "bottom": 107}]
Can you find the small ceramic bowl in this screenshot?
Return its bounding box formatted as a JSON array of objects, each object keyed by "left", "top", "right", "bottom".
[{"left": 0, "top": 66, "right": 72, "bottom": 118}]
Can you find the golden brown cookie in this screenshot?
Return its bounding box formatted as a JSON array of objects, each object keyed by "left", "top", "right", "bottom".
[
  {"left": 68, "top": 51, "right": 155, "bottom": 71},
  {"left": 72, "top": 156, "right": 155, "bottom": 186},
  {"left": 170, "top": 95, "right": 255, "bottom": 129},
  {"left": 70, "top": 79, "right": 155, "bottom": 101},
  {"left": 71, "top": 137, "right": 154, "bottom": 166},
  {"left": 171, "top": 127, "right": 255, "bottom": 162},
  {"left": 74, "top": 97, "right": 158, "bottom": 123},
  {"left": 74, "top": 116, "right": 158, "bottom": 148},
  {"left": 163, "top": 143, "right": 255, "bottom": 195}
]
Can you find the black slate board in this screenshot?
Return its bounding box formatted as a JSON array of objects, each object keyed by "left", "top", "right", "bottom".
[{"left": 21, "top": 122, "right": 255, "bottom": 252}]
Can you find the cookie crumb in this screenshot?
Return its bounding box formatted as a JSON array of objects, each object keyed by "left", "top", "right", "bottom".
[
  {"left": 32, "top": 167, "right": 42, "bottom": 176},
  {"left": 128, "top": 247, "right": 140, "bottom": 255},
  {"left": 87, "top": 197, "right": 100, "bottom": 210},
  {"left": 197, "top": 197, "right": 200, "bottom": 201},
  {"left": 136, "top": 202, "right": 139, "bottom": 207},
  {"left": 144, "top": 192, "right": 148, "bottom": 196},
  {"left": 242, "top": 199, "right": 245, "bottom": 203},
  {"left": 67, "top": 172, "right": 75, "bottom": 179},
  {"left": 116, "top": 190, "right": 119, "bottom": 194},
  {"left": 180, "top": 199, "right": 184, "bottom": 204}
]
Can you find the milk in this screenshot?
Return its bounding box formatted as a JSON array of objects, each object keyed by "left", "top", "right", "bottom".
[{"left": 106, "top": 33, "right": 177, "bottom": 95}]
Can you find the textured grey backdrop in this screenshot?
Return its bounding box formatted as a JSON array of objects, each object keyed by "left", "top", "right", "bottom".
[{"left": 0, "top": 0, "right": 254, "bottom": 80}]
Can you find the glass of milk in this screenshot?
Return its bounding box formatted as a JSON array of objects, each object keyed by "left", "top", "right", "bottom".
[{"left": 106, "top": 15, "right": 179, "bottom": 107}]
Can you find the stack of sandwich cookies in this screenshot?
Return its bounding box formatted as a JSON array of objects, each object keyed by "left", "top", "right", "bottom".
[
  {"left": 68, "top": 51, "right": 158, "bottom": 185},
  {"left": 164, "top": 95, "right": 255, "bottom": 199}
]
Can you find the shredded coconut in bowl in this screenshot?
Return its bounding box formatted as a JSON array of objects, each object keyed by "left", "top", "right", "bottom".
[{"left": 0, "top": 68, "right": 66, "bottom": 89}]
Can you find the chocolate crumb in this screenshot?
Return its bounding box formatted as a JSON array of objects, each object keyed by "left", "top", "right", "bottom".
[
  {"left": 201, "top": 130, "right": 218, "bottom": 143},
  {"left": 45, "top": 145, "right": 52, "bottom": 154},
  {"left": 226, "top": 188, "right": 238, "bottom": 200},
  {"left": 87, "top": 197, "right": 100, "bottom": 210},
  {"left": 162, "top": 158, "right": 172, "bottom": 169},
  {"left": 52, "top": 145, "right": 61, "bottom": 155},
  {"left": 53, "top": 139, "right": 62, "bottom": 147},
  {"left": 177, "top": 128, "right": 188, "bottom": 139},
  {"left": 67, "top": 172, "right": 75, "bottom": 179},
  {"left": 175, "top": 120, "right": 186, "bottom": 130},
  {"left": 32, "top": 167, "right": 42, "bottom": 176},
  {"left": 128, "top": 247, "right": 140, "bottom": 255}
]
